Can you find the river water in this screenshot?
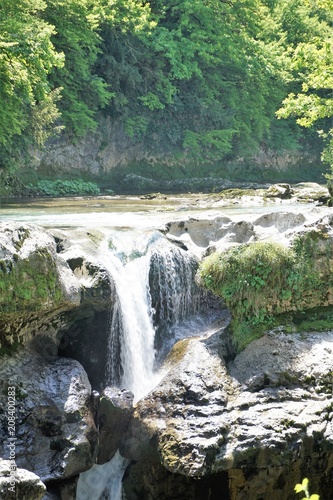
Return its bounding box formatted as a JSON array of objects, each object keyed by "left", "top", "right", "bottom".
[
  {"left": 0, "top": 194, "right": 318, "bottom": 499},
  {"left": 0, "top": 193, "right": 313, "bottom": 230}
]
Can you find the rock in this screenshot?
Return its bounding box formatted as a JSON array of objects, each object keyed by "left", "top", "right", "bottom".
[
  {"left": 266, "top": 183, "right": 292, "bottom": 198},
  {"left": 292, "top": 182, "right": 330, "bottom": 202},
  {"left": 0, "top": 222, "right": 81, "bottom": 352},
  {"left": 0, "top": 459, "right": 46, "bottom": 500},
  {"left": 161, "top": 206, "right": 333, "bottom": 257},
  {"left": 253, "top": 211, "right": 306, "bottom": 232},
  {"left": 122, "top": 328, "right": 333, "bottom": 497},
  {"left": 161, "top": 215, "right": 256, "bottom": 256},
  {"left": 0, "top": 348, "right": 98, "bottom": 484},
  {"left": 97, "top": 387, "right": 134, "bottom": 464},
  {"left": 0, "top": 223, "right": 117, "bottom": 391}
]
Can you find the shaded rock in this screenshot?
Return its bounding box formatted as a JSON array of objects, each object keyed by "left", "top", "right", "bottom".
[
  {"left": 0, "top": 348, "right": 98, "bottom": 483},
  {"left": 97, "top": 387, "right": 134, "bottom": 464},
  {"left": 0, "top": 459, "right": 46, "bottom": 500},
  {"left": 123, "top": 460, "right": 230, "bottom": 500}
]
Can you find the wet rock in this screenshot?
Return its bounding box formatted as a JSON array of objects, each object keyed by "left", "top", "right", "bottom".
[
  {"left": 0, "top": 348, "right": 98, "bottom": 484},
  {"left": 0, "top": 459, "right": 46, "bottom": 500},
  {"left": 97, "top": 387, "right": 134, "bottom": 464}
]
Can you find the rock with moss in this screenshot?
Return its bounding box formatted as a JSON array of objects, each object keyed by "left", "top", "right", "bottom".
[
  {"left": 0, "top": 222, "right": 82, "bottom": 352},
  {"left": 0, "top": 459, "right": 46, "bottom": 500},
  {"left": 0, "top": 223, "right": 115, "bottom": 367},
  {"left": 199, "top": 216, "right": 333, "bottom": 351}
]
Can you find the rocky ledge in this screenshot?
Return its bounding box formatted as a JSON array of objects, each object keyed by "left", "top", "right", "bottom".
[{"left": 121, "top": 326, "right": 333, "bottom": 498}]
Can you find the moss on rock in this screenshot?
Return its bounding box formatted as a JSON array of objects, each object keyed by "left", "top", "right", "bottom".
[{"left": 198, "top": 232, "right": 333, "bottom": 351}]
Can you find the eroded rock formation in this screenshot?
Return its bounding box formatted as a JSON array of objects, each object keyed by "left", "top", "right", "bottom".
[{"left": 121, "top": 328, "right": 333, "bottom": 499}]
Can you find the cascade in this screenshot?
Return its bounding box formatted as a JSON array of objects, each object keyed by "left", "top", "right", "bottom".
[
  {"left": 76, "top": 450, "right": 129, "bottom": 500},
  {"left": 77, "top": 230, "right": 220, "bottom": 500},
  {"left": 148, "top": 240, "right": 213, "bottom": 359}
]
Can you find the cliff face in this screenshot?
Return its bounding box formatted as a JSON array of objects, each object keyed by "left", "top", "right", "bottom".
[{"left": 31, "top": 117, "right": 321, "bottom": 185}]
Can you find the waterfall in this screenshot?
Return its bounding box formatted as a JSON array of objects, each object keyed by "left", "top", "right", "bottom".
[
  {"left": 77, "top": 231, "right": 220, "bottom": 500},
  {"left": 76, "top": 451, "right": 129, "bottom": 500},
  {"left": 149, "top": 240, "right": 215, "bottom": 360},
  {"left": 103, "top": 233, "right": 160, "bottom": 402}
]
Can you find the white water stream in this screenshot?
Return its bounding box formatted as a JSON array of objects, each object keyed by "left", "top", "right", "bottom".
[{"left": 102, "top": 235, "right": 161, "bottom": 402}]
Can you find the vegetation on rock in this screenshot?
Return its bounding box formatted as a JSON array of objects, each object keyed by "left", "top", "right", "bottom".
[{"left": 199, "top": 232, "right": 333, "bottom": 350}]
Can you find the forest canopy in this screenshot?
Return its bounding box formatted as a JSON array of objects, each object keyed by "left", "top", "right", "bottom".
[{"left": 0, "top": 0, "right": 332, "bottom": 176}]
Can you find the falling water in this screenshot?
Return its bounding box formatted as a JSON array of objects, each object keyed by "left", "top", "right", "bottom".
[
  {"left": 77, "top": 231, "right": 220, "bottom": 500},
  {"left": 76, "top": 450, "right": 129, "bottom": 500},
  {"left": 104, "top": 232, "right": 161, "bottom": 402}
]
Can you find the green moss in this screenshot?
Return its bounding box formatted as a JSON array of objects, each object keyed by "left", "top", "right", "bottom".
[
  {"left": 199, "top": 236, "right": 333, "bottom": 352},
  {"left": 0, "top": 248, "right": 63, "bottom": 314}
]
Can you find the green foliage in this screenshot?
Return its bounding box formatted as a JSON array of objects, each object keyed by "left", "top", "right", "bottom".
[
  {"left": 275, "top": 0, "right": 333, "bottom": 174},
  {"left": 42, "top": 0, "right": 112, "bottom": 137},
  {"left": 199, "top": 234, "right": 333, "bottom": 351},
  {"left": 0, "top": 0, "right": 63, "bottom": 164},
  {"left": 295, "top": 477, "right": 320, "bottom": 500},
  {"left": 31, "top": 179, "right": 100, "bottom": 196},
  {"left": 0, "top": 0, "right": 330, "bottom": 178}
]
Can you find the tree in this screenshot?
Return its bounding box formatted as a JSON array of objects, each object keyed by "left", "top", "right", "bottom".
[
  {"left": 0, "top": 0, "right": 63, "bottom": 168},
  {"left": 276, "top": 0, "right": 333, "bottom": 173},
  {"left": 95, "top": 0, "right": 290, "bottom": 162},
  {"left": 42, "top": 0, "right": 112, "bottom": 138}
]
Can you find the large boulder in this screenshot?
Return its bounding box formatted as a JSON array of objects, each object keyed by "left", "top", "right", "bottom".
[
  {"left": 0, "top": 223, "right": 116, "bottom": 389},
  {"left": 121, "top": 327, "right": 333, "bottom": 498},
  {"left": 0, "top": 348, "right": 98, "bottom": 484},
  {"left": 0, "top": 222, "right": 80, "bottom": 350}
]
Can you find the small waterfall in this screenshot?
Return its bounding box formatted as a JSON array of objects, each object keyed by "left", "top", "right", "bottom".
[
  {"left": 149, "top": 241, "right": 204, "bottom": 326},
  {"left": 149, "top": 240, "right": 215, "bottom": 360},
  {"left": 76, "top": 451, "right": 129, "bottom": 500},
  {"left": 77, "top": 231, "right": 221, "bottom": 500}
]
